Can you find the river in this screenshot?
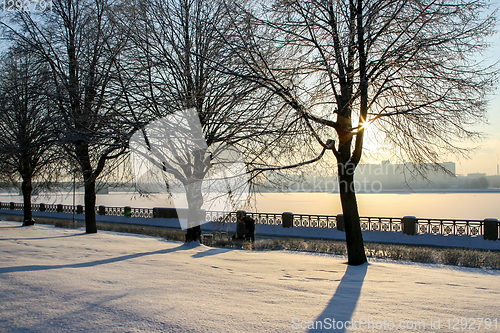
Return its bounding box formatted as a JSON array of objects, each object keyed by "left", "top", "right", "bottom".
[{"left": 1, "top": 191, "right": 499, "bottom": 220}]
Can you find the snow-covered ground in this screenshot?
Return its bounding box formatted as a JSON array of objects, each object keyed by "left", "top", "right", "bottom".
[{"left": 1, "top": 221, "right": 499, "bottom": 333}]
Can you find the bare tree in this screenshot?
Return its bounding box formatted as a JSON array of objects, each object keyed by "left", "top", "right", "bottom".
[
  {"left": 222, "top": 0, "right": 497, "bottom": 265},
  {"left": 120, "top": 0, "right": 310, "bottom": 241},
  {"left": 1, "top": 0, "right": 139, "bottom": 233},
  {"left": 0, "top": 48, "right": 63, "bottom": 225}
]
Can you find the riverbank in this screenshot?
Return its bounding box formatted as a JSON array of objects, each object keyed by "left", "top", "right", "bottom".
[
  {"left": 6, "top": 218, "right": 499, "bottom": 270},
  {"left": 257, "top": 188, "right": 500, "bottom": 194},
  {"left": 2, "top": 208, "right": 499, "bottom": 251},
  {"left": 1, "top": 191, "right": 500, "bottom": 219}
]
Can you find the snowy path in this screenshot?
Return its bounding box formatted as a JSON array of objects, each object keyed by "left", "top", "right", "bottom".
[{"left": 1, "top": 221, "right": 499, "bottom": 332}]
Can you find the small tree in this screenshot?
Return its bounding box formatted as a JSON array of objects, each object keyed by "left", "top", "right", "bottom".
[
  {"left": 224, "top": 0, "right": 497, "bottom": 265},
  {"left": 0, "top": 49, "right": 62, "bottom": 225}
]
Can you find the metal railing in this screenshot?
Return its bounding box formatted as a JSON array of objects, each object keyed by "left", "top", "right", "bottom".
[
  {"left": 360, "top": 216, "right": 403, "bottom": 233},
  {"left": 0, "top": 201, "right": 497, "bottom": 239},
  {"left": 99, "top": 206, "right": 154, "bottom": 218},
  {"left": 293, "top": 214, "right": 337, "bottom": 228},
  {"left": 417, "top": 218, "right": 483, "bottom": 237}
]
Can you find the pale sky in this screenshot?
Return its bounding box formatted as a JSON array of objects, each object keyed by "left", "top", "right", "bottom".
[
  {"left": 450, "top": 6, "right": 500, "bottom": 176},
  {"left": 363, "top": 4, "right": 500, "bottom": 176},
  {"left": 1, "top": 2, "right": 499, "bottom": 176}
]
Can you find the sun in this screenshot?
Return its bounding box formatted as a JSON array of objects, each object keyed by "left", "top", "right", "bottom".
[{"left": 360, "top": 120, "right": 373, "bottom": 131}]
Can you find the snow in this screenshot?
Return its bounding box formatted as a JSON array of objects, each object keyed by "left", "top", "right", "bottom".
[{"left": 1, "top": 221, "right": 499, "bottom": 332}]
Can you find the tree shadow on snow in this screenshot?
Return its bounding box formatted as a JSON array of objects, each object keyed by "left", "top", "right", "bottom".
[
  {"left": 0, "top": 233, "right": 87, "bottom": 241},
  {"left": 191, "top": 247, "right": 234, "bottom": 258},
  {"left": 0, "top": 224, "right": 24, "bottom": 229},
  {"left": 0, "top": 243, "right": 194, "bottom": 274},
  {"left": 308, "top": 263, "right": 368, "bottom": 333}
]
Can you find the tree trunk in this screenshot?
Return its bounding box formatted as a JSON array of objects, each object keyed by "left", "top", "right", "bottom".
[
  {"left": 77, "top": 142, "right": 98, "bottom": 234},
  {"left": 338, "top": 164, "right": 367, "bottom": 265},
  {"left": 185, "top": 225, "right": 201, "bottom": 242},
  {"left": 21, "top": 177, "right": 34, "bottom": 226},
  {"left": 83, "top": 175, "right": 97, "bottom": 233},
  {"left": 184, "top": 182, "right": 203, "bottom": 242}
]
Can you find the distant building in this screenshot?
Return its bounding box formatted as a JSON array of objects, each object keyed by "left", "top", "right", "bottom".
[
  {"left": 259, "top": 161, "right": 499, "bottom": 192},
  {"left": 467, "top": 173, "right": 486, "bottom": 178},
  {"left": 354, "top": 161, "right": 456, "bottom": 189},
  {"left": 461, "top": 173, "right": 489, "bottom": 189}
]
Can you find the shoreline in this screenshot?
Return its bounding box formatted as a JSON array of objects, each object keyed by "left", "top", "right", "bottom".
[
  {"left": 3, "top": 188, "right": 500, "bottom": 196},
  {"left": 256, "top": 188, "right": 500, "bottom": 194}
]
